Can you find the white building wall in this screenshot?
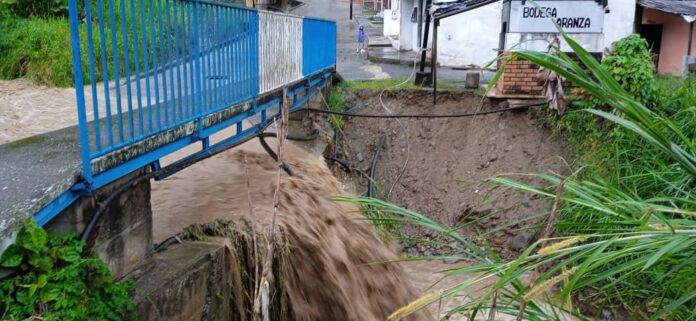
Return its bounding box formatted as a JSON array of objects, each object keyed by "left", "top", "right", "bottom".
[
  {"left": 506, "top": 0, "right": 636, "bottom": 54},
  {"left": 383, "top": 8, "right": 400, "bottom": 36},
  {"left": 399, "top": 0, "right": 415, "bottom": 50},
  {"left": 436, "top": 1, "right": 503, "bottom": 68},
  {"left": 603, "top": 0, "right": 637, "bottom": 48},
  {"left": 505, "top": 33, "right": 605, "bottom": 52}
]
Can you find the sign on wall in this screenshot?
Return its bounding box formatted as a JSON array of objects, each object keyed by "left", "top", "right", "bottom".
[{"left": 508, "top": 0, "right": 605, "bottom": 33}]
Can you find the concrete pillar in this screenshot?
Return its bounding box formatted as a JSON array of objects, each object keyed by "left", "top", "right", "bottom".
[{"left": 45, "top": 168, "right": 153, "bottom": 279}]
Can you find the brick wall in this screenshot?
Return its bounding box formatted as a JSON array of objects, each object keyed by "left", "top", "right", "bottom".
[{"left": 498, "top": 54, "right": 543, "bottom": 97}]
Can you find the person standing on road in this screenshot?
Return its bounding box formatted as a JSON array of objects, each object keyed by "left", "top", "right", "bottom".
[{"left": 357, "top": 25, "right": 366, "bottom": 54}]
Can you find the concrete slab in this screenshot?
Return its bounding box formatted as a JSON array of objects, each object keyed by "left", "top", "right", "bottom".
[
  {"left": 0, "top": 126, "right": 82, "bottom": 243},
  {"left": 368, "top": 47, "right": 422, "bottom": 65}
]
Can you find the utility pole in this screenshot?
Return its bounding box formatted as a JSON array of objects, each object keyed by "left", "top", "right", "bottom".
[
  {"left": 432, "top": 18, "right": 438, "bottom": 104},
  {"left": 414, "top": 0, "right": 431, "bottom": 86},
  {"left": 350, "top": 0, "right": 353, "bottom": 20}
]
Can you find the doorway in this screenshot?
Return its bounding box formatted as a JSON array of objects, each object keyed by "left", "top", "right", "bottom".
[{"left": 639, "top": 24, "right": 663, "bottom": 70}]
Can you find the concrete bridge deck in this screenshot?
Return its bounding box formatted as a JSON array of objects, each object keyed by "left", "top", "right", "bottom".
[{"left": 0, "top": 126, "right": 81, "bottom": 244}]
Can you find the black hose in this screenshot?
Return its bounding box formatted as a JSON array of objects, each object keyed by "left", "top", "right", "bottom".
[
  {"left": 258, "top": 133, "right": 294, "bottom": 176},
  {"left": 303, "top": 102, "right": 545, "bottom": 119},
  {"left": 80, "top": 177, "right": 144, "bottom": 242},
  {"left": 367, "top": 136, "right": 386, "bottom": 199},
  {"left": 324, "top": 156, "right": 351, "bottom": 173},
  {"left": 153, "top": 235, "right": 182, "bottom": 253}
]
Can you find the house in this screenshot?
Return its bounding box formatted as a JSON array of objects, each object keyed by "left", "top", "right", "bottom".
[
  {"left": 637, "top": 0, "right": 696, "bottom": 75},
  {"left": 382, "top": 0, "right": 640, "bottom": 70}
]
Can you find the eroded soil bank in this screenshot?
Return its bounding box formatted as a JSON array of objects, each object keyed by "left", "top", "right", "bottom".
[
  {"left": 332, "top": 90, "right": 566, "bottom": 259},
  {"left": 147, "top": 89, "right": 566, "bottom": 320}
]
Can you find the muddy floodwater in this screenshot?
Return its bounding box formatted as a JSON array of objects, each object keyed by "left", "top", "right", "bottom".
[{"left": 151, "top": 134, "right": 442, "bottom": 321}]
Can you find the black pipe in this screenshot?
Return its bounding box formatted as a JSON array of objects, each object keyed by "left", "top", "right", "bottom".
[
  {"left": 303, "top": 102, "right": 546, "bottom": 118},
  {"left": 324, "top": 156, "right": 351, "bottom": 173},
  {"left": 689, "top": 21, "right": 694, "bottom": 56},
  {"left": 258, "top": 133, "right": 294, "bottom": 176},
  {"left": 367, "top": 136, "right": 386, "bottom": 198},
  {"left": 80, "top": 178, "right": 141, "bottom": 243}
]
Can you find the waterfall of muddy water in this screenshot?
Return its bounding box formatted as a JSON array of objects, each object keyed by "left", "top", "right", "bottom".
[{"left": 152, "top": 135, "right": 435, "bottom": 321}]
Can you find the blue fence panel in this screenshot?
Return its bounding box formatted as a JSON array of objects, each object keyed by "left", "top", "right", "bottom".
[
  {"left": 68, "top": 0, "right": 260, "bottom": 179},
  {"left": 69, "top": 0, "right": 336, "bottom": 189},
  {"left": 302, "top": 18, "right": 337, "bottom": 77}
]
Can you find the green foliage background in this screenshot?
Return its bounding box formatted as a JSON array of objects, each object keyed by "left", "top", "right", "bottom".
[
  {"left": 0, "top": 0, "right": 69, "bottom": 18},
  {"left": 0, "top": 0, "right": 185, "bottom": 87},
  {"left": 588, "top": 34, "right": 658, "bottom": 109},
  {"left": 0, "top": 221, "right": 135, "bottom": 320}
]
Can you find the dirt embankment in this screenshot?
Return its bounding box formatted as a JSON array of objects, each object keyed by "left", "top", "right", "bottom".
[{"left": 333, "top": 90, "right": 566, "bottom": 259}]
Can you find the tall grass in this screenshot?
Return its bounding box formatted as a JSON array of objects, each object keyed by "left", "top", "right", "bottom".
[
  {"left": 342, "top": 31, "right": 696, "bottom": 320},
  {"left": 0, "top": 0, "right": 189, "bottom": 87}
]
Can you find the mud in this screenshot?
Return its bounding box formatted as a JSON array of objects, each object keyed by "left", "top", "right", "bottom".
[
  {"left": 152, "top": 138, "right": 433, "bottom": 321},
  {"left": 334, "top": 90, "right": 566, "bottom": 258}
]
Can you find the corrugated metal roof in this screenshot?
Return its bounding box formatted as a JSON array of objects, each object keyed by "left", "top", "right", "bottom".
[
  {"left": 432, "top": 0, "right": 499, "bottom": 19},
  {"left": 638, "top": 0, "right": 696, "bottom": 16}
]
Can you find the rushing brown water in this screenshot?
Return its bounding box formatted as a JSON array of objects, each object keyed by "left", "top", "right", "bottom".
[{"left": 151, "top": 136, "right": 434, "bottom": 321}]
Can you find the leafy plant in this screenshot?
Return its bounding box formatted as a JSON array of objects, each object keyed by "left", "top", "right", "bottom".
[
  {"left": 0, "top": 221, "right": 135, "bottom": 320},
  {"left": 587, "top": 34, "right": 658, "bottom": 110}
]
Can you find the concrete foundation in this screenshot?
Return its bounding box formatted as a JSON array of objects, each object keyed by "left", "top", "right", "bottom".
[
  {"left": 131, "top": 242, "right": 232, "bottom": 321},
  {"left": 44, "top": 168, "right": 153, "bottom": 279}
]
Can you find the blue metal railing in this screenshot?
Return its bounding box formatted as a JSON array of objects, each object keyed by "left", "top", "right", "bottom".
[
  {"left": 68, "top": 0, "right": 336, "bottom": 187},
  {"left": 302, "top": 17, "right": 337, "bottom": 77}
]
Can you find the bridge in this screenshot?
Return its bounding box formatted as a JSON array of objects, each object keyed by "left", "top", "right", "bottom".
[
  {"left": 8, "top": 0, "right": 335, "bottom": 230},
  {"left": 0, "top": 0, "right": 336, "bottom": 273}
]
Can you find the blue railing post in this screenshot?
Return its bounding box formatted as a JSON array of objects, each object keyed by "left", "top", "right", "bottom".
[
  {"left": 193, "top": 0, "right": 204, "bottom": 138},
  {"left": 68, "top": 0, "right": 93, "bottom": 183}
]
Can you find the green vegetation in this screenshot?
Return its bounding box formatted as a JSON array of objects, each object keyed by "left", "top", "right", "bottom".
[
  {"left": 0, "top": 15, "right": 75, "bottom": 86},
  {"left": 0, "top": 221, "right": 135, "bottom": 320},
  {"left": 326, "top": 86, "right": 347, "bottom": 130},
  {"left": 1, "top": 0, "right": 68, "bottom": 18},
  {"left": 586, "top": 34, "right": 659, "bottom": 110},
  {"left": 340, "top": 78, "right": 458, "bottom": 91},
  {"left": 342, "top": 78, "right": 422, "bottom": 91},
  {"left": 347, "top": 33, "right": 696, "bottom": 320},
  {"left": 0, "top": 0, "right": 181, "bottom": 87}
]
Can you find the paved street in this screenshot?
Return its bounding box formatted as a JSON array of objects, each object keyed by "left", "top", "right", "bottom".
[{"left": 293, "top": 0, "right": 468, "bottom": 82}]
